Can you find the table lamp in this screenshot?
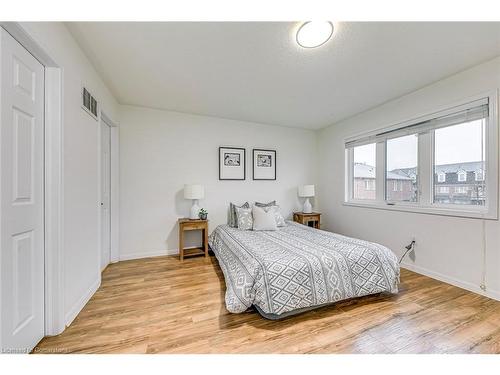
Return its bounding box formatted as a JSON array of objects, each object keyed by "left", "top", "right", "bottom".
[
  {"left": 184, "top": 184, "right": 204, "bottom": 219},
  {"left": 298, "top": 185, "right": 315, "bottom": 214}
]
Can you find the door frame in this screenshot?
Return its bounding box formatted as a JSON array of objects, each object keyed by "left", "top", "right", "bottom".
[
  {"left": 1, "top": 22, "right": 65, "bottom": 336},
  {"left": 99, "top": 111, "right": 119, "bottom": 266}
]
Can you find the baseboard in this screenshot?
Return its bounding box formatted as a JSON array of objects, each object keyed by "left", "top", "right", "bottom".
[
  {"left": 401, "top": 262, "right": 500, "bottom": 301},
  {"left": 64, "top": 276, "right": 101, "bottom": 326},
  {"left": 119, "top": 247, "right": 194, "bottom": 261}
]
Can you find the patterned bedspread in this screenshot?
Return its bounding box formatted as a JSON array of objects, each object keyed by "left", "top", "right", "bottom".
[{"left": 209, "top": 222, "right": 399, "bottom": 318}]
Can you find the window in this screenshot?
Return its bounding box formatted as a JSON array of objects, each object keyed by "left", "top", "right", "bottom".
[
  {"left": 344, "top": 96, "right": 497, "bottom": 219},
  {"left": 352, "top": 143, "right": 376, "bottom": 200},
  {"left": 437, "top": 186, "right": 449, "bottom": 194},
  {"left": 386, "top": 134, "right": 418, "bottom": 202},
  {"left": 434, "top": 119, "right": 485, "bottom": 206},
  {"left": 454, "top": 186, "right": 467, "bottom": 194},
  {"left": 364, "top": 179, "right": 375, "bottom": 191},
  {"left": 457, "top": 170, "right": 467, "bottom": 182},
  {"left": 475, "top": 169, "right": 484, "bottom": 181}
]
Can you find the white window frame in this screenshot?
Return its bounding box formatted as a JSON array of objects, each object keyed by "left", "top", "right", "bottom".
[
  {"left": 457, "top": 170, "right": 467, "bottom": 182},
  {"left": 437, "top": 172, "right": 446, "bottom": 182},
  {"left": 475, "top": 169, "right": 484, "bottom": 181},
  {"left": 438, "top": 186, "right": 449, "bottom": 194},
  {"left": 344, "top": 92, "right": 498, "bottom": 220}
]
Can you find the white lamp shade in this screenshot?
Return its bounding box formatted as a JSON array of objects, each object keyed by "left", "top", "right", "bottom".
[
  {"left": 184, "top": 184, "right": 204, "bottom": 200},
  {"left": 298, "top": 185, "right": 315, "bottom": 197}
]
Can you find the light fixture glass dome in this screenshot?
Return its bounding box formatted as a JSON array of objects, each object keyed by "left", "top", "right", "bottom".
[{"left": 296, "top": 21, "right": 334, "bottom": 48}]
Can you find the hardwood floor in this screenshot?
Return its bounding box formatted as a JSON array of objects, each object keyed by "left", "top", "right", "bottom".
[{"left": 35, "top": 255, "right": 500, "bottom": 354}]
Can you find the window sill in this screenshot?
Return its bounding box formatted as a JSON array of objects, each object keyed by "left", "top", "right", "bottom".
[{"left": 343, "top": 200, "right": 497, "bottom": 220}]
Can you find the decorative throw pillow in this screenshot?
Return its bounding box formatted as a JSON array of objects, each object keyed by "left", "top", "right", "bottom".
[
  {"left": 229, "top": 202, "right": 250, "bottom": 227},
  {"left": 255, "top": 200, "right": 276, "bottom": 208},
  {"left": 252, "top": 205, "right": 278, "bottom": 231},
  {"left": 272, "top": 206, "right": 286, "bottom": 227},
  {"left": 255, "top": 201, "right": 285, "bottom": 227},
  {"left": 235, "top": 206, "right": 253, "bottom": 230}
]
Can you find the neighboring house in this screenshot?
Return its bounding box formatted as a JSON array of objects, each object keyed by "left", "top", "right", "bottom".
[
  {"left": 353, "top": 163, "right": 377, "bottom": 200},
  {"left": 354, "top": 163, "right": 414, "bottom": 201},
  {"left": 354, "top": 161, "right": 485, "bottom": 204},
  {"left": 433, "top": 161, "right": 486, "bottom": 205},
  {"left": 392, "top": 161, "right": 486, "bottom": 205}
]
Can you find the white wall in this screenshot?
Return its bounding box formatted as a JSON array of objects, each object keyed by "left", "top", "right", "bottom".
[
  {"left": 19, "top": 23, "right": 120, "bottom": 324},
  {"left": 119, "top": 105, "right": 317, "bottom": 260},
  {"left": 317, "top": 56, "right": 500, "bottom": 300}
]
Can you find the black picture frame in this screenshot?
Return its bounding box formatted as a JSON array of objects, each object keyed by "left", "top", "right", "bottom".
[
  {"left": 219, "top": 147, "right": 246, "bottom": 180},
  {"left": 252, "top": 149, "right": 277, "bottom": 180}
]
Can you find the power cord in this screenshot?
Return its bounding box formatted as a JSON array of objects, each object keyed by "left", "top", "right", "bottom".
[{"left": 399, "top": 240, "right": 415, "bottom": 264}]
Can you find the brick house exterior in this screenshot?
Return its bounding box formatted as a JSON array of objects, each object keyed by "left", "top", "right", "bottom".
[
  {"left": 353, "top": 163, "right": 414, "bottom": 201},
  {"left": 353, "top": 161, "right": 485, "bottom": 204},
  {"left": 392, "top": 161, "right": 485, "bottom": 205}
]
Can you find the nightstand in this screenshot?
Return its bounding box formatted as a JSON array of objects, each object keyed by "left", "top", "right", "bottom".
[
  {"left": 293, "top": 212, "right": 321, "bottom": 229},
  {"left": 178, "top": 218, "right": 208, "bottom": 261}
]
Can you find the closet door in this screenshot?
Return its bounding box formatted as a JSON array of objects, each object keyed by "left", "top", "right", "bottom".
[
  {"left": 100, "top": 121, "right": 111, "bottom": 270},
  {"left": 0, "top": 28, "right": 45, "bottom": 352}
]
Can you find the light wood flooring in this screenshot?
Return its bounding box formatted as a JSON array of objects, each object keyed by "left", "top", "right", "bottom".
[{"left": 35, "top": 254, "right": 500, "bottom": 354}]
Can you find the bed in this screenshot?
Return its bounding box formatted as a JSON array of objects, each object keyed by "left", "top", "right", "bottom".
[{"left": 208, "top": 221, "right": 400, "bottom": 319}]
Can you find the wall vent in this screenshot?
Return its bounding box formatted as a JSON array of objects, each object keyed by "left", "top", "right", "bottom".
[{"left": 82, "top": 86, "right": 98, "bottom": 120}]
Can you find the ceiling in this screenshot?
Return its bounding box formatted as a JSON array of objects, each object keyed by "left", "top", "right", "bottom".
[{"left": 67, "top": 22, "right": 500, "bottom": 130}]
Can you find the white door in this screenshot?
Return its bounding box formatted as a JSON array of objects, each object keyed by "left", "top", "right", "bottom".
[
  {"left": 100, "top": 121, "right": 111, "bottom": 270},
  {"left": 0, "top": 29, "right": 45, "bottom": 352}
]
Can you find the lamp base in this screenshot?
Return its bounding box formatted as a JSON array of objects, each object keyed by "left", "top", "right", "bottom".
[
  {"left": 303, "top": 198, "right": 312, "bottom": 214},
  {"left": 189, "top": 199, "right": 200, "bottom": 219}
]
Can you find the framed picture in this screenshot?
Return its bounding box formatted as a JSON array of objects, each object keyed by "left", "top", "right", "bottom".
[
  {"left": 253, "top": 149, "right": 276, "bottom": 180},
  {"left": 219, "top": 147, "right": 246, "bottom": 180}
]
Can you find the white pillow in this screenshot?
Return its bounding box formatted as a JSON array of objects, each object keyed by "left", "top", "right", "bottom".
[
  {"left": 252, "top": 205, "right": 277, "bottom": 231},
  {"left": 255, "top": 204, "right": 286, "bottom": 227}
]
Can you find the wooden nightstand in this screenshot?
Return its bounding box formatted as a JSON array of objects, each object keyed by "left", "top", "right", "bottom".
[
  {"left": 293, "top": 212, "right": 321, "bottom": 229},
  {"left": 178, "top": 218, "right": 208, "bottom": 261}
]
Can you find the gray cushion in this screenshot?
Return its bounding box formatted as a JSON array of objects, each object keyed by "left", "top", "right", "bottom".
[
  {"left": 255, "top": 200, "right": 276, "bottom": 208},
  {"left": 229, "top": 202, "right": 249, "bottom": 227}
]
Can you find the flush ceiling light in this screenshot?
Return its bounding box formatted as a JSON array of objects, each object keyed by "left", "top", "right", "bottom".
[{"left": 296, "top": 21, "right": 334, "bottom": 48}]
